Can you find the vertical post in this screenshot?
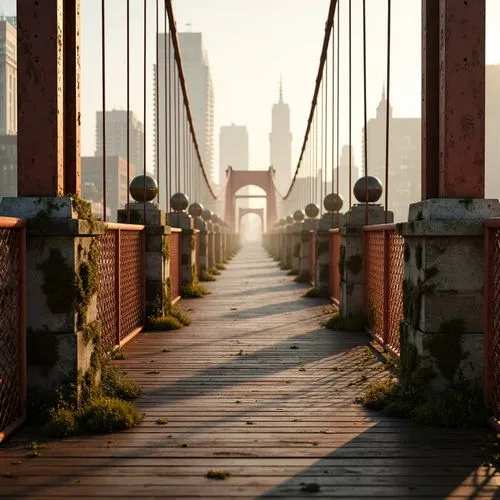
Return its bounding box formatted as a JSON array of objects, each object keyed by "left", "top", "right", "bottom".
[
  {"left": 421, "top": 0, "right": 440, "bottom": 199},
  {"left": 115, "top": 230, "right": 121, "bottom": 345},
  {"left": 383, "top": 229, "right": 390, "bottom": 346},
  {"left": 16, "top": 0, "right": 74, "bottom": 196},
  {"left": 63, "top": 0, "right": 81, "bottom": 195},
  {"left": 18, "top": 224, "right": 27, "bottom": 419}
]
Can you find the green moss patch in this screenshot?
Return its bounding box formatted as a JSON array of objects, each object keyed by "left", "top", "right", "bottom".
[
  {"left": 215, "top": 263, "right": 227, "bottom": 271},
  {"left": 209, "top": 267, "right": 221, "bottom": 276},
  {"left": 147, "top": 315, "right": 183, "bottom": 331},
  {"left": 102, "top": 365, "right": 142, "bottom": 400},
  {"left": 303, "top": 287, "right": 323, "bottom": 298}
]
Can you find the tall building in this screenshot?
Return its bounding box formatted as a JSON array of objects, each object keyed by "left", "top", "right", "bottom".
[
  {"left": 95, "top": 110, "right": 144, "bottom": 176},
  {"left": 154, "top": 31, "right": 214, "bottom": 209},
  {"left": 270, "top": 81, "right": 292, "bottom": 196},
  {"left": 219, "top": 124, "right": 248, "bottom": 184},
  {"left": 486, "top": 65, "right": 500, "bottom": 199},
  {"left": 0, "top": 134, "right": 16, "bottom": 197},
  {"left": 362, "top": 90, "right": 420, "bottom": 221},
  {"left": 0, "top": 17, "right": 17, "bottom": 135},
  {"left": 81, "top": 156, "right": 135, "bottom": 222}
]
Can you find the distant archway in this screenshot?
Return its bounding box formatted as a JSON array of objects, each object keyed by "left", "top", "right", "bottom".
[
  {"left": 224, "top": 167, "right": 278, "bottom": 231},
  {"left": 239, "top": 207, "right": 265, "bottom": 233}
]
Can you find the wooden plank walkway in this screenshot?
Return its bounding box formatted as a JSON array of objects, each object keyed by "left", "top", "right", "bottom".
[{"left": 0, "top": 243, "right": 498, "bottom": 498}]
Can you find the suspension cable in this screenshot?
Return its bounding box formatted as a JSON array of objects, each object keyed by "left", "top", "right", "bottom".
[
  {"left": 164, "top": 0, "right": 218, "bottom": 199},
  {"left": 280, "top": 0, "right": 337, "bottom": 201},
  {"left": 143, "top": 0, "right": 147, "bottom": 221},
  {"left": 101, "top": 0, "right": 107, "bottom": 221},
  {"left": 348, "top": 0, "right": 352, "bottom": 210},
  {"left": 336, "top": 1, "right": 340, "bottom": 225},
  {"left": 155, "top": 0, "right": 160, "bottom": 206},
  {"left": 362, "top": 0, "right": 368, "bottom": 224},
  {"left": 384, "top": 0, "right": 392, "bottom": 223},
  {"left": 126, "top": 0, "right": 130, "bottom": 222}
]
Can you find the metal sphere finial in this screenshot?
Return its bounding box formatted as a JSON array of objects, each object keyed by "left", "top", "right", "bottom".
[
  {"left": 324, "top": 193, "right": 344, "bottom": 213},
  {"left": 188, "top": 202, "right": 204, "bottom": 219},
  {"left": 286, "top": 215, "right": 294, "bottom": 225},
  {"left": 353, "top": 176, "right": 383, "bottom": 203},
  {"left": 279, "top": 218, "right": 287, "bottom": 227},
  {"left": 305, "top": 203, "right": 320, "bottom": 219},
  {"left": 170, "top": 192, "right": 189, "bottom": 211},
  {"left": 129, "top": 175, "right": 158, "bottom": 202},
  {"left": 202, "top": 209, "right": 212, "bottom": 222},
  {"left": 293, "top": 209, "right": 305, "bottom": 222}
]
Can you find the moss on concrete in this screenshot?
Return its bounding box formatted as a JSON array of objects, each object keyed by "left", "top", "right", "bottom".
[
  {"left": 75, "top": 239, "right": 99, "bottom": 327},
  {"left": 346, "top": 254, "right": 362, "bottom": 275}
]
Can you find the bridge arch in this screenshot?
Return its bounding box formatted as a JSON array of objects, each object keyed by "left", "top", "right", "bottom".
[
  {"left": 239, "top": 207, "right": 265, "bottom": 233},
  {"left": 224, "top": 167, "right": 278, "bottom": 230}
]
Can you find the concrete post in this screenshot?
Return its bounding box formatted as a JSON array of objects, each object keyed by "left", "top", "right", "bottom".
[
  {"left": 169, "top": 212, "right": 196, "bottom": 286},
  {"left": 298, "top": 219, "right": 318, "bottom": 283},
  {"left": 291, "top": 221, "right": 303, "bottom": 274},
  {"left": 194, "top": 217, "right": 208, "bottom": 275},
  {"left": 207, "top": 222, "right": 216, "bottom": 271},
  {"left": 214, "top": 223, "right": 222, "bottom": 265}
]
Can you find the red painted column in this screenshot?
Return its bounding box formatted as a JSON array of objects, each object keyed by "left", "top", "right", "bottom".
[
  {"left": 438, "top": 0, "right": 485, "bottom": 198},
  {"left": 421, "top": 0, "right": 440, "bottom": 199},
  {"left": 17, "top": 0, "right": 80, "bottom": 197},
  {"left": 63, "top": 0, "right": 81, "bottom": 196}
]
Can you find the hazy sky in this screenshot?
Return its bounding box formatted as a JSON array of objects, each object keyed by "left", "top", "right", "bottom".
[{"left": 3, "top": 1, "right": 500, "bottom": 188}]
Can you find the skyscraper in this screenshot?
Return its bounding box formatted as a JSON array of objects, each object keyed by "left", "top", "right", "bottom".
[
  {"left": 95, "top": 110, "right": 144, "bottom": 175},
  {"left": 219, "top": 124, "right": 249, "bottom": 184},
  {"left": 154, "top": 31, "right": 214, "bottom": 207},
  {"left": 0, "top": 16, "right": 17, "bottom": 135},
  {"left": 269, "top": 81, "right": 292, "bottom": 196},
  {"left": 362, "top": 89, "right": 420, "bottom": 221}
]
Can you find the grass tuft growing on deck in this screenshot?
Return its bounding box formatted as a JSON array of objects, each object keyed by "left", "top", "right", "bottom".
[
  {"left": 215, "top": 263, "right": 226, "bottom": 271},
  {"left": 181, "top": 282, "right": 210, "bottom": 298},
  {"left": 206, "top": 470, "right": 231, "bottom": 480},
  {"left": 208, "top": 266, "right": 221, "bottom": 275},
  {"left": 102, "top": 364, "right": 142, "bottom": 401},
  {"left": 325, "top": 311, "right": 366, "bottom": 332},
  {"left": 199, "top": 269, "right": 217, "bottom": 281},
  {"left": 303, "top": 287, "right": 322, "bottom": 298},
  {"left": 356, "top": 377, "right": 486, "bottom": 427}
]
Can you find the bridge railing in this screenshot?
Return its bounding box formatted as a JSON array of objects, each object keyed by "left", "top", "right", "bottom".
[
  {"left": 363, "top": 224, "right": 405, "bottom": 355},
  {"left": 309, "top": 231, "right": 316, "bottom": 286},
  {"left": 96, "top": 223, "right": 145, "bottom": 353},
  {"left": 484, "top": 219, "right": 500, "bottom": 429},
  {"left": 329, "top": 229, "right": 341, "bottom": 305},
  {"left": 0, "top": 217, "right": 26, "bottom": 443},
  {"left": 170, "top": 229, "right": 182, "bottom": 303}
]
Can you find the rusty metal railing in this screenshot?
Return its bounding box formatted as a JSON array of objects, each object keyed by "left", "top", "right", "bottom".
[
  {"left": 309, "top": 231, "right": 316, "bottom": 286},
  {"left": 484, "top": 219, "right": 500, "bottom": 430},
  {"left": 329, "top": 229, "right": 341, "bottom": 306},
  {"left": 170, "top": 228, "right": 181, "bottom": 303},
  {"left": 363, "top": 224, "right": 404, "bottom": 354},
  {"left": 96, "top": 223, "right": 145, "bottom": 352},
  {"left": 0, "top": 217, "right": 26, "bottom": 443}
]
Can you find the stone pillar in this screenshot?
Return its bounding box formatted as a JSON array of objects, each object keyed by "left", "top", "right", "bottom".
[
  {"left": 291, "top": 210, "right": 305, "bottom": 275},
  {"left": 0, "top": 197, "right": 102, "bottom": 404},
  {"left": 340, "top": 179, "right": 393, "bottom": 317},
  {"left": 214, "top": 223, "right": 222, "bottom": 265},
  {"left": 0, "top": 1, "right": 99, "bottom": 405},
  {"left": 118, "top": 201, "right": 170, "bottom": 317},
  {"left": 207, "top": 222, "right": 215, "bottom": 270},
  {"left": 299, "top": 219, "right": 318, "bottom": 283},
  {"left": 169, "top": 211, "right": 196, "bottom": 286},
  {"left": 397, "top": 0, "right": 499, "bottom": 390}
]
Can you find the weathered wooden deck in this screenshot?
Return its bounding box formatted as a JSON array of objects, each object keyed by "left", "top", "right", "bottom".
[{"left": 0, "top": 243, "right": 498, "bottom": 498}]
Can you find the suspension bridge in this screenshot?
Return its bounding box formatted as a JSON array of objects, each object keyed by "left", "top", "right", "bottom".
[{"left": 0, "top": 0, "right": 499, "bottom": 497}]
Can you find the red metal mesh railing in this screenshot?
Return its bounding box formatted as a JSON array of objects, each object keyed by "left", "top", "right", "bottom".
[
  {"left": 364, "top": 229, "right": 386, "bottom": 344},
  {"left": 96, "top": 230, "right": 118, "bottom": 352},
  {"left": 387, "top": 232, "right": 405, "bottom": 353},
  {"left": 97, "top": 224, "right": 145, "bottom": 351},
  {"left": 170, "top": 230, "right": 181, "bottom": 301},
  {"left": 119, "top": 230, "right": 144, "bottom": 342},
  {"left": 309, "top": 231, "right": 316, "bottom": 285},
  {"left": 363, "top": 225, "right": 404, "bottom": 353},
  {"left": 0, "top": 218, "right": 26, "bottom": 442},
  {"left": 485, "top": 221, "right": 500, "bottom": 425},
  {"left": 329, "top": 229, "right": 341, "bottom": 304}
]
